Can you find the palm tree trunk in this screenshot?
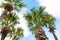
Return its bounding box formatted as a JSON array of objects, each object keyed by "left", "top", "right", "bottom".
[
  {"left": 1, "top": 38, "right": 4, "bottom": 40},
  {"left": 49, "top": 25, "right": 58, "bottom": 40},
  {"left": 1, "top": 33, "right": 7, "bottom": 40},
  {"left": 36, "top": 38, "right": 39, "bottom": 40},
  {"left": 35, "top": 25, "right": 48, "bottom": 40},
  {"left": 1, "top": 37, "right": 4, "bottom": 40},
  {"left": 51, "top": 31, "right": 58, "bottom": 40},
  {"left": 12, "top": 35, "right": 17, "bottom": 40}
]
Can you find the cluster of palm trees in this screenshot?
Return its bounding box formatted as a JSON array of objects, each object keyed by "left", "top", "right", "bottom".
[
  {"left": 24, "top": 6, "right": 58, "bottom": 40},
  {"left": 0, "top": 0, "right": 25, "bottom": 40},
  {"left": 0, "top": 0, "right": 58, "bottom": 40}
]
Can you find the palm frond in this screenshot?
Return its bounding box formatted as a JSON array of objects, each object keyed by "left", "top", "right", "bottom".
[{"left": 24, "top": 6, "right": 56, "bottom": 33}]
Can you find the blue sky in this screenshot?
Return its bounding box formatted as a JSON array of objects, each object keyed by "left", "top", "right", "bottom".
[
  {"left": 23, "top": 0, "right": 39, "bottom": 11},
  {"left": 20, "top": 0, "right": 60, "bottom": 40}
]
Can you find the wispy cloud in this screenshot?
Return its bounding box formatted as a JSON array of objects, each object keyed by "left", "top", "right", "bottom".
[{"left": 37, "top": 0, "right": 60, "bottom": 18}]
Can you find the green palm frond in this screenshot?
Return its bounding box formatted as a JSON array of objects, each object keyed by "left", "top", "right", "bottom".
[
  {"left": 42, "top": 13, "right": 56, "bottom": 27},
  {"left": 0, "top": 0, "right": 26, "bottom": 11},
  {"left": 24, "top": 12, "right": 32, "bottom": 21},
  {"left": 4, "top": 0, "right": 26, "bottom": 11},
  {"left": 0, "top": 0, "right": 25, "bottom": 40},
  {"left": 1, "top": 12, "right": 24, "bottom": 39},
  {"left": 39, "top": 6, "right": 46, "bottom": 13},
  {"left": 30, "top": 26, "right": 35, "bottom": 34},
  {"left": 24, "top": 6, "right": 56, "bottom": 34},
  {"left": 1, "top": 12, "right": 19, "bottom": 26},
  {"left": 8, "top": 27, "right": 23, "bottom": 39}
]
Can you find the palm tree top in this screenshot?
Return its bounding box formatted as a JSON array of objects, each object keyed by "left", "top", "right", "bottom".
[
  {"left": 1, "top": 12, "right": 19, "bottom": 26},
  {"left": 0, "top": 0, "right": 26, "bottom": 11},
  {"left": 24, "top": 6, "right": 56, "bottom": 33},
  {"left": 0, "top": 12, "right": 23, "bottom": 39},
  {"left": 25, "top": 6, "right": 55, "bottom": 27}
]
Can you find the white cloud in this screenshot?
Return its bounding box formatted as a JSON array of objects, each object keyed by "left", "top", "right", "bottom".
[{"left": 37, "top": 0, "right": 60, "bottom": 18}]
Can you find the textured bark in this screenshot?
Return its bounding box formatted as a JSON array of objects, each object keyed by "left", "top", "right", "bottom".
[
  {"left": 1, "top": 10, "right": 8, "bottom": 17},
  {"left": 51, "top": 31, "right": 58, "bottom": 40},
  {"left": 4, "top": 3, "right": 13, "bottom": 11},
  {"left": 12, "top": 36, "right": 17, "bottom": 40},
  {"left": 1, "top": 32, "right": 7, "bottom": 40},
  {"left": 49, "top": 25, "right": 58, "bottom": 40},
  {"left": 35, "top": 25, "right": 48, "bottom": 40},
  {"left": 36, "top": 38, "right": 39, "bottom": 40},
  {"left": 1, "top": 26, "right": 10, "bottom": 40}
]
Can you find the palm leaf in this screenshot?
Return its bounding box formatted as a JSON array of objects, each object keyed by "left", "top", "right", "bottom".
[{"left": 24, "top": 6, "right": 56, "bottom": 34}]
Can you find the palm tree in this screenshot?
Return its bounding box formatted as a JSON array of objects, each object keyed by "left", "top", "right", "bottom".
[
  {"left": 24, "top": 6, "right": 58, "bottom": 40},
  {"left": 24, "top": 6, "right": 49, "bottom": 40},
  {"left": 1, "top": 12, "right": 23, "bottom": 40},
  {"left": 10, "top": 27, "right": 23, "bottom": 40},
  {"left": 4, "top": 0, "right": 26, "bottom": 11},
  {"left": 43, "top": 13, "right": 58, "bottom": 40},
  {"left": 0, "top": 0, "right": 25, "bottom": 40}
]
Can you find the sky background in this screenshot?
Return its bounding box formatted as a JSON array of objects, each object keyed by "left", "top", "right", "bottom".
[{"left": 0, "top": 0, "right": 60, "bottom": 40}]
